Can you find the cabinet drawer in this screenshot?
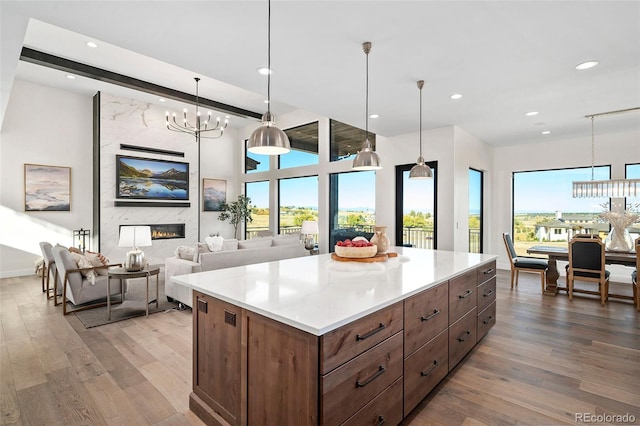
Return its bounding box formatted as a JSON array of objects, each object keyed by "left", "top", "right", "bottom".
[
  {"left": 321, "top": 302, "right": 403, "bottom": 374},
  {"left": 449, "top": 269, "right": 477, "bottom": 323},
  {"left": 341, "top": 378, "right": 403, "bottom": 426},
  {"left": 477, "top": 276, "right": 496, "bottom": 312},
  {"left": 403, "top": 330, "right": 448, "bottom": 415},
  {"left": 477, "top": 301, "right": 496, "bottom": 341},
  {"left": 321, "top": 332, "right": 403, "bottom": 426},
  {"left": 448, "top": 308, "right": 477, "bottom": 371},
  {"left": 477, "top": 260, "right": 496, "bottom": 284},
  {"left": 404, "top": 282, "right": 448, "bottom": 356}
]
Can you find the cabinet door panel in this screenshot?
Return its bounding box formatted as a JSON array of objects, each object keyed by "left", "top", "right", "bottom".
[
  {"left": 342, "top": 378, "right": 403, "bottom": 426},
  {"left": 403, "top": 330, "right": 448, "bottom": 415},
  {"left": 477, "top": 276, "right": 497, "bottom": 312},
  {"left": 448, "top": 308, "right": 477, "bottom": 371},
  {"left": 449, "top": 270, "right": 477, "bottom": 323},
  {"left": 321, "top": 302, "right": 403, "bottom": 374},
  {"left": 477, "top": 260, "right": 497, "bottom": 283},
  {"left": 477, "top": 301, "right": 496, "bottom": 341},
  {"left": 404, "top": 282, "right": 449, "bottom": 356},
  {"left": 321, "top": 332, "right": 403, "bottom": 426}
]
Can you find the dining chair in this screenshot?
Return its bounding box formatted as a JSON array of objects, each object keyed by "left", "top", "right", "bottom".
[
  {"left": 632, "top": 237, "right": 639, "bottom": 311},
  {"left": 567, "top": 234, "right": 609, "bottom": 306},
  {"left": 51, "top": 246, "right": 123, "bottom": 315},
  {"left": 502, "top": 233, "right": 548, "bottom": 292}
]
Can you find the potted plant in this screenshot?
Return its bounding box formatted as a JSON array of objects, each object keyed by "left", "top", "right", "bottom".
[{"left": 218, "top": 194, "right": 253, "bottom": 240}]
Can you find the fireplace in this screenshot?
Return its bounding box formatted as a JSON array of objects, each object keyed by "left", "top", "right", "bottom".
[{"left": 149, "top": 224, "right": 185, "bottom": 240}]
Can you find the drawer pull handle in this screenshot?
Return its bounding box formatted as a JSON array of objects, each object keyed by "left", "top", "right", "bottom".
[
  {"left": 420, "top": 360, "right": 440, "bottom": 377},
  {"left": 459, "top": 290, "right": 473, "bottom": 299},
  {"left": 483, "top": 316, "right": 494, "bottom": 325},
  {"left": 356, "top": 323, "right": 386, "bottom": 341},
  {"left": 483, "top": 289, "right": 495, "bottom": 298},
  {"left": 356, "top": 365, "right": 385, "bottom": 388},
  {"left": 484, "top": 268, "right": 495, "bottom": 275},
  {"left": 377, "top": 415, "right": 386, "bottom": 426},
  {"left": 421, "top": 309, "right": 440, "bottom": 322},
  {"left": 457, "top": 331, "right": 472, "bottom": 342}
]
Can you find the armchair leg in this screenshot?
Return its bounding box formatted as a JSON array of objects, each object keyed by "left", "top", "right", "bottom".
[
  {"left": 53, "top": 270, "right": 59, "bottom": 306},
  {"left": 510, "top": 269, "right": 515, "bottom": 289},
  {"left": 568, "top": 277, "right": 573, "bottom": 301}
]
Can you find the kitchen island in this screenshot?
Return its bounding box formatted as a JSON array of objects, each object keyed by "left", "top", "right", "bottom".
[{"left": 172, "top": 247, "right": 498, "bottom": 425}]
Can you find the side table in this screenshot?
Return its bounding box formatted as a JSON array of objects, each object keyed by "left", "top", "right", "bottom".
[{"left": 107, "top": 266, "right": 160, "bottom": 319}]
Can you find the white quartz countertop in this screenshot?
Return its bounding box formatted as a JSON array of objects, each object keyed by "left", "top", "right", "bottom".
[{"left": 171, "top": 247, "right": 497, "bottom": 336}]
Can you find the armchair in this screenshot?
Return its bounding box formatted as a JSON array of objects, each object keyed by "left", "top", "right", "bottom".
[
  {"left": 39, "top": 242, "right": 57, "bottom": 299},
  {"left": 567, "top": 234, "right": 609, "bottom": 306},
  {"left": 633, "top": 237, "right": 639, "bottom": 311},
  {"left": 502, "top": 232, "right": 548, "bottom": 292},
  {"left": 51, "top": 246, "right": 123, "bottom": 315}
]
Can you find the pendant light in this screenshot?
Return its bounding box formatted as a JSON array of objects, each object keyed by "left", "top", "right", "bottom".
[
  {"left": 247, "top": 0, "right": 291, "bottom": 155},
  {"left": 352, "top": 42, "right": 382, "bottom": 170},
  {"left": 572, "top": 107, "right": 640, "bottom": 198},
  {"left": 409, "top": 80, "right": 433, "bottom": 179}
]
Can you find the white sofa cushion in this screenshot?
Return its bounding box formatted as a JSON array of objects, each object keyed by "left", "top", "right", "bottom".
[
  {"left": 175, "top": 245, "right": 195, "bottom": 260},
  {"left": 238, "top": 238, "right": 273, "bottom": 250},
  {"left": 272, "top": 233, "right": 301, "bottom": 246},
  {"left": 221, "top": 239, "right": 239, "bottom": 251}
]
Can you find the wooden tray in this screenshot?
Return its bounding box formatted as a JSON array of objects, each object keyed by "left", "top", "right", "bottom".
[{"left": 331, "top": 252, "right": 398, "bottom": 262}]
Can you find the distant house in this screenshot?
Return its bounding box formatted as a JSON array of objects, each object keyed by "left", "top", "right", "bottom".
[{"left": 535, "top": 211, "right": 609, "bottom": 241}]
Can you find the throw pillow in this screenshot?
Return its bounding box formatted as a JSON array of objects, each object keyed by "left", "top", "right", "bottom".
[
  {"left": 205, "top": 235, "right": 224, "bottom": 252},
  {"left": 272, "top": 233, "right": 301, "bottom": 246},
  {"left": 175, "top": 245, "right": 195, "bottom": 260},
  {"left": 69, "top": 252, "right": 97, "bottom": 285},
  {"left": 238, "top": 238, "right": 273, "bottom": 250},
  {"left": 221, "top": 239, "right": 239, "bottom": 251},
  {"left": 84, "top": 251, "right": 110, "bottom": 275},
  {"left": 193, "top": 242, "right": 211, "bottom": 263}
]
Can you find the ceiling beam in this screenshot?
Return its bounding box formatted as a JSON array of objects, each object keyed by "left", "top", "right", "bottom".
[{"left": 20, "top": 47, "right": 263, "bottom": 120}]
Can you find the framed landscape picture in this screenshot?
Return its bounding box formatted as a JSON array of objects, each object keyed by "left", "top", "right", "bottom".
[
  {"left": 203, "top": 178, "right": 226, "bottom": 211},
  {"left": 24, "top": 164, "right": 71, "bottom": 211},
  {"left": 116, "top": 155, "right": 189, "bottom": 200}
]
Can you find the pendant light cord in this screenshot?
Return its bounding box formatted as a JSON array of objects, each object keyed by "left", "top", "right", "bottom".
[
  {"left": 419, "top": 83, "right": 423, "bottom": 157},
  {"left": 591, "top": 115, "right": 595, "bottom": 181},
  {"left": 365, "top": 46, "right": 369, "bottom": 139},
  {"left": 267, "top": 0, "right": 272, "bottom": 115}
]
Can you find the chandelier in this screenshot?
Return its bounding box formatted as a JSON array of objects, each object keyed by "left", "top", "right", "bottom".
[
  {"left": 572, "top": 107, "right": 640, "bottom": 198},
  {"left": 165, "top": 77, "right": 228, "bottom": 139}
]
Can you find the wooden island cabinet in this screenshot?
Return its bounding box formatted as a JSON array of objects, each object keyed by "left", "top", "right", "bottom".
[{"left": 173, "top": 248, "right": 497, "bottom": 425}]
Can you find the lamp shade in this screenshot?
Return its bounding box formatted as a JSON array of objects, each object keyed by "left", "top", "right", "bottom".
[
  {"left": 247, "top": 121, "right": 291, "bottom": 155},
  {"left": 118, "top": 226, "right": 152, "bottom": 247},
  {"left": 409, "top": 156, "right": 433, "bottom": 179},
  {"left": 300, "top": 220, "right": 319, "bottom": 235}
]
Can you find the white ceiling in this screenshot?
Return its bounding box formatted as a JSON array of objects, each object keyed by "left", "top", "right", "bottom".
[{"left": 2, "top": 1, "right": 639, "bottom": 145}]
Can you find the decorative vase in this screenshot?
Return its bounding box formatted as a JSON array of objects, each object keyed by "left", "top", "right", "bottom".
[
  {"left": 370, "top": 225, "right": 390, "bottom": 254},
  {"left": 604, "top": 227, "right": 634, "bottom": 252}
]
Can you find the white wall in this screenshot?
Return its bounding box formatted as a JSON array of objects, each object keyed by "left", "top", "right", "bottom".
[{"left": 1, "top": 80, "right": 93, "bottom": 277}]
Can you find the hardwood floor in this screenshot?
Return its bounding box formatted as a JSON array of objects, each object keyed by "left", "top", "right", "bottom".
[{"left": 1, "top": 270, "right": 638, "bottom": 425}]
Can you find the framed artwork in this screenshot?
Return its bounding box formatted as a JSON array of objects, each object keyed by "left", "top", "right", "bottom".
[
  {"left": 116, "top": 155, "right": 189, "bottom": 200},
  {"left": 203, "top": 178, "right": 226, "bottom": 211},
  {"left": 24, "top": 164, "right": 71, "bottom": 211}
]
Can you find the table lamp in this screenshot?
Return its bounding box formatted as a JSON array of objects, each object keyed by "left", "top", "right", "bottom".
[
  {"left": 119, "top": 225, "right": 152, "bottom": 271},
  {"left": 300, "top": 220, "right": 319, "bottom": 253}
]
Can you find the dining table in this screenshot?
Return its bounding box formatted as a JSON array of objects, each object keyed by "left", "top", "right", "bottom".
[{"left": 526, "top": 245, "right": 636, "bottom": 299}]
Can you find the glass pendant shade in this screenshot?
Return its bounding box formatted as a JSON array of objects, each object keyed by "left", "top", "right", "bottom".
[
  {"left": 248, "top": 112, "right": 291, "bottom": 155},
  {"left": 409, "top": 155, "right": 433, "bottom": 179}
]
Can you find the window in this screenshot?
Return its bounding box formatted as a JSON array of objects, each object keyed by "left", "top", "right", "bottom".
[
  {"left": 469, "top": 168, "right": 483, "bottom": 253},
  {"left": 279, "top": 176, "right": 318, "bottom": 235},
  {"left": 329, "top": 171, "right": 376, "bottom": 248},
  {"left": 512, "top": 166, "right": 610, "bottom": 256},
  {"left": 279, "top": 122, "right": 319, "bottom": 169},
  {"left": 245, "top": 181, "right": 269, "bottom": 239},
  {"left": 245, "top": 140, "right": 270, "bottom": 173},
  {"left": 626, "top": 163, "right": 640, "bottom": 211},
  {"left": 330, "top": 119, "right": 375, "bottom": 163},
  {"left": 395, "top": 162, "right": 437, "bottom": 249}
]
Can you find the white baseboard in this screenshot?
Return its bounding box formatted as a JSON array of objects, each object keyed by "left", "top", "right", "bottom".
[{"left": 0, "top": 268, "right": 37, "bottom": 279}]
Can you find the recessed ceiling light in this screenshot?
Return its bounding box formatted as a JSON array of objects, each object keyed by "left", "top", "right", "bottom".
[
  {"left": 86, "top": 41, "right": 98, "bottom": 48},
  {"left": 575, "top": 60, "right": 599, "bottom": 70},
  {"left": 541, "top": 130, "right": 551, "bottom": 135},
  {"left": 450, "top": 93, "right": 463, "bottom": 100},
  {"left": 525, "top": 111, "right": 539, "bottom": 116},
  {"left": 66, "top": 75, "right": 76, "bottom": 79},
  {"left": 225, "top": 115, "right": 230, "bottom": 119},
  {"left": 158, "top": 98, "right": 166, "bottom": 102},
  {"left": 369, "top": 114, "right": 379, "bottom": 119},
  {"left": 257, "top": 67, "right": 272, "bottom": 75}
]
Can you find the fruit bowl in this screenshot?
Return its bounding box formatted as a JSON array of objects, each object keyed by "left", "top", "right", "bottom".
[{"left": 334, "top": 245, "right": 377, "bottom": 258}]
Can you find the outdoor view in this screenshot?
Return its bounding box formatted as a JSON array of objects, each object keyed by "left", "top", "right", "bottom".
[{"left": 512, "top": 164, "right": 640, "bottom": 256}]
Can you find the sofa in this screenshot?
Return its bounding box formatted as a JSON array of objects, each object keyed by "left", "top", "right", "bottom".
[{"left": 164, "top": 234, "right": 307, "bottom": 307}]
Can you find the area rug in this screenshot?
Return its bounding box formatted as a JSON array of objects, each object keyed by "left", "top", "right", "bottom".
[{"left": 73, "top": 274, "right": 180, "bottom": 328}]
